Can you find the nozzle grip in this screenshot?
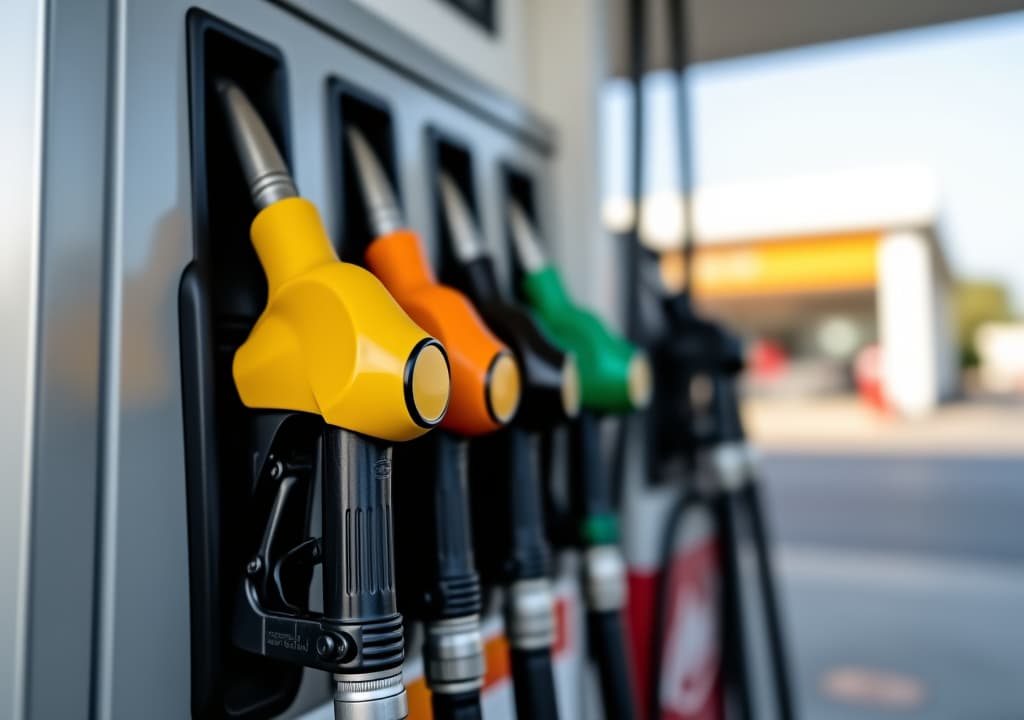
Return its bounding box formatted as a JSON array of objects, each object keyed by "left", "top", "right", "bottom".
[
  {"left": 394, "top": 433, "right": 482, "bottom": 621},
  {"left": 322, "top": 426, "right": 397, "bottom": 620},
  {"left": 321, "top": 426, "right": 405, "bottom": 674}
]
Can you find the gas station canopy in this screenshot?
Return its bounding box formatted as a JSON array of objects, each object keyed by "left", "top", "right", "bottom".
[
  {"left": 688, "top": 0, "right": 1024, "bottom": 62},
  {"left": 610, "top": 0, "right": 1024, "bottom": 70}
]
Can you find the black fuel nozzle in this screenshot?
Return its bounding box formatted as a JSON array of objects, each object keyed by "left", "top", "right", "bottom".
[
  {"left": 652, "top": 292, "right": 798, "bottom": 720},
  {"left": 439, "top": 172, "right": 581, "bottom": 431},
  {"left": 650, "top": 289, "right": 745, "bottom": 472},
  {"left": 436, "top": 170, "right": 576, "bottom": 720}
]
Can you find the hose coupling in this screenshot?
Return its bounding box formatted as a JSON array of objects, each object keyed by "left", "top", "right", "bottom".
[
  {"left": 711, "top": 441, "right": 750, "bottom": 492},
  {"left": 583, "top": 544, "right": 627, "bottom": 612},
  {"left": 423, "top": 615, "right": 485, "bottom": 695},
  {"left": 505, "top": 578, "right": 556, "bottom": 651},
  {"left": 333, "top": 670, "right": 408, "bottom": 720}
]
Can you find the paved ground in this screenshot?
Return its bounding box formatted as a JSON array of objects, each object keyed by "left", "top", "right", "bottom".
[{"left": 751, "top": 400, "right": 1024, "bottom": 719}]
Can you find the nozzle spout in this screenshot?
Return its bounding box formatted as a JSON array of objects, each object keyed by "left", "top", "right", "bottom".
[
  {"left": 438, "top": 173, "right": 485, "bottom": 263},
  {"left": 347, "top": 126, "right": 404, "bottom": 237},
  {"left": 507, "top": 200, "right": 548, "bottom": 274},
  {"left": 215, "top": 78, "right": 297, "bottom": 210}
]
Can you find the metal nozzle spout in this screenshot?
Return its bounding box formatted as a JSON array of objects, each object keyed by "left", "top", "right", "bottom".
[
  {"left": 215, "top": 78, "right": 297, "bottom": 210},
  {"left": 346, "top": 126, "right": 404, "bottom": 237},
  {"left": 507, "top": 199, "right": 548, "bottom": 274},
  {"left": 438, "top": 173, "right": 485, "bottom": 263}
]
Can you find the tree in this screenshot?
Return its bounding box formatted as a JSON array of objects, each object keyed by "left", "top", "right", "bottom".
[{"left": 954, "top": 280, "right": 1015, "bottom": 367}]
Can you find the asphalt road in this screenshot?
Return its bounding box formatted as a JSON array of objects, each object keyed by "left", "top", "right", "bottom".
[{"left": 754, "top": 451, "right": 1024, "bottom": 719}]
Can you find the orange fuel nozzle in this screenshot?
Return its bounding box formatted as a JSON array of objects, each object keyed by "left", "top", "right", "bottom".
[
  {"left": 217, "top": 80, "right": 451, "bottom": 442},
  {"left": 347, "top": 127, "right": 521, "bottom": 436}
]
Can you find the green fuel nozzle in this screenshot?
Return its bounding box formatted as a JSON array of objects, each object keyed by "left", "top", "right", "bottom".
[
  {"left": 506, "top": 202, "right": 642, "bottom": 720},
  {"left": 508, "top": 201, "right": 651, "bottom": 414}
]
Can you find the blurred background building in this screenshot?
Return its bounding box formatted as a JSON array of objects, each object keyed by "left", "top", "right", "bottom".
[
  {"left": 599, "top": 2, "right": 1024, "bottom": 718},
  {"left": 602, "top": 3, "right": 1024, "bottom": 418}
]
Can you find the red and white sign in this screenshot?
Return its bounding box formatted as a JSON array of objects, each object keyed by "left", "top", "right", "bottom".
[
  {"left": 659, "top": 539, "right": 722, "bottom": 720},
  {"left": 625, "top": 486, "right": 724, "bottom": 720}
]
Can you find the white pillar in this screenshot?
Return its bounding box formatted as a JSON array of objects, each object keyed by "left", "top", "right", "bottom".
[{"left": 877, "top": 231, "right": 942, "bottom": 416}]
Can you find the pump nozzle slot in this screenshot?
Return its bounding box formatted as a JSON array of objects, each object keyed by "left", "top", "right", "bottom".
[
  {"left": 439, "top": 173, "right": 486, "bottom": 265},
  {"left": 347, "top": 126, "right": 404, "bottom": 238},
  {"left": 215, "top": 77, "right": 297, "bottom": 210},
  {"left": 329, "top": 82, "right": 404, "bottom": 263},
  {"left": 502, "top": 166, "right": 553, "bottom": 308},
  {"left": 182, "top": 12, "right": 302, "bottom": 717},
  {"left": 507, "top": 198, "right": 548, "bottom": 275}
]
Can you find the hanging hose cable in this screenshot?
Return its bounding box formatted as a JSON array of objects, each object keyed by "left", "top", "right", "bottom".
[
  {"left": 721, "top": 338, "right": 798, "bottom": 720},
  {"left": 666, "top": 0, "right": 697, "bottom": 298},
  {"left": 625, "top": 0, "right": 647, "bottom": 340}
]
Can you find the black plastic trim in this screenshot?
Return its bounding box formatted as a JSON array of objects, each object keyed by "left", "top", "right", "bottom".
[
  {"left": 326, "top": 77, "right": 402, "bottom": 264},
  {"left": 182, "top": 10, "right": 301, "bottom": 718}
]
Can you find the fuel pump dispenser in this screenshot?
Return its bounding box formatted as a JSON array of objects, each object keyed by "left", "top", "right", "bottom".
[
  {"left": 210, "top": 80, "right": 453, "bottom": 720},
  {"left": 437, "top": 168, "right": 581, "bottom": 720},
  {"left": 618, "top": 0, "right": 797, "bottom": 715},
  {"left": 648, "top": 286, "right": 796, "bottom": 720},
  {"left": 345, "top": 126, "right": 523, "bottom": 720},
  {"left": 508, "top": 199, "right": 651, "bottom": 720}
]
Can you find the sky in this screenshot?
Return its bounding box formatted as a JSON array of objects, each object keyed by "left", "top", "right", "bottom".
[{"left": 687, "top": 11, "right": 1024, "bottom": 311}]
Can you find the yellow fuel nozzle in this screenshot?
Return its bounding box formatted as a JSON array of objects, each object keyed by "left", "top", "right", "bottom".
[{"left": 217, "top": 79, "right": 450, "bottom": 441}]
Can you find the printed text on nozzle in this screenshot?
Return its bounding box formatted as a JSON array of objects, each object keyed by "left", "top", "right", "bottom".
[
  {"left": 347, "top": 126, "right": 404, "bottom": 237},
  {"left": 215, "top": 78, "right": 297, "bottom": 210}
]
